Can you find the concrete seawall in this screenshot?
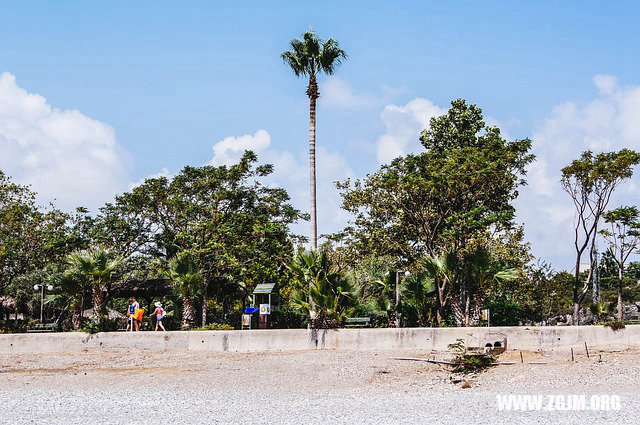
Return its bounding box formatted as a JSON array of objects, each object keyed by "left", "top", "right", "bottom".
[{"left": 1, "top": 325, "right": 638, "bottom": 354}]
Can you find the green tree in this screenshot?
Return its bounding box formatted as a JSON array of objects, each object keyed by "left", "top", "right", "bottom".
[
  {"left": 561, "top": 149, "right": 640, "bottom": 323},
  {"left": 0, "top": 171, "right": 69, "bottom": 295},
  {"left": 170, "top": 152, "right": 298, "bottom": 325},
  {"left": 337, "top": 99, "right": 533, "bottom": 263},
  {"left": 100, "top": 152, "right": 299, "bottom": 326},
  {"left": 47, "top": 268, "right": 91, "bottom": 330},
  {"left": 600, "top": 206, "right": 640, "bottom": 321},
  {"left": 282, "top": 29, "right": 347, "bottom": 249}
]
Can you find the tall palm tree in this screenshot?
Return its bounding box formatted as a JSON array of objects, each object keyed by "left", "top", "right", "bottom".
[
  {"left": 282, "top": 30, "right": 347, "bottom": 249},
  {"left": 161, "top": 253, "right": 202, "bottom": 329}
]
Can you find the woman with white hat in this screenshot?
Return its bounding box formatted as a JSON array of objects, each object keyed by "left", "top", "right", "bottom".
[{"left": 148, "top": 302, "right": 166, "bottom": 331}]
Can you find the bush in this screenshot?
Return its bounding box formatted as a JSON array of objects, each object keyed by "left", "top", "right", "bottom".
[
  {"left": 82, "top": 318, "right": 120, "bottom": 334},
  {"left": 155, "top": 314, "right": 181, "bottom": 331},
  {"left": 448, "top": 338, "right": 496, "bottom": 374},
  {"left": 603, "top": 321, "right": 626, "bottom": 331},
  {"left": 0, "top": 319, "right": 34, "bottom": 333},
  {"left": 193, "top": 322, "right": 234, "bottom": 331},
  {"left": 270, "top": 306, "right": 307, "bottom": 329},
  {"left": 484, "top": 298, "right": 522, "bottom": 326}
]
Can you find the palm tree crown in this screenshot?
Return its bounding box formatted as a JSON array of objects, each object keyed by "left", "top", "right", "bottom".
[{"left": 281, "top": 30, "right": 347, "bottom": 83}]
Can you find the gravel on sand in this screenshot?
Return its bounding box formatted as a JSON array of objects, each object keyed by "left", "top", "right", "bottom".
[{"left": 1, "top": 348, "right": 638, "bottom": 424}]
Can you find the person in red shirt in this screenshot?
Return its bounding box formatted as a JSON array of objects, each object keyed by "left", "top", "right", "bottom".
[{"left": 149, "top": 302, "right": 166, "bottom": 331}]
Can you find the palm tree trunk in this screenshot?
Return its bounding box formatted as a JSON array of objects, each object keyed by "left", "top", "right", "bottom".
[
  {"left": 307, "top": 74, "right": 319, "bottom": 250},
  {"left": 201, "top": 282, "right": 208, "bottom": 327},
  {"left": 436, "top": 281, "right": 446, "bottom": 326},
  {"left": 72, "top": 299, "right": 83, "bottom": 330},
  {"left": 451, "top": 296, "right": 464, "bottom": 326},
  {"left": 92, "top": 282, "right": 106, "bottom": 322},
  {"left": 183, "top": 295, "right": 196, "bottom": 329},
  {"left": 463, "top": 295, "right": 470, "bottom": 327}
]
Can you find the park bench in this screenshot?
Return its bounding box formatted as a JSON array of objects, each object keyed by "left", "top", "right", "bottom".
[
  {"left": 344, "top": 317, "right": 371, "bottom": 328},
  {"left": 627, "top": 312, "right": 640, "bottom": 324},
  {"left": 27, "top": 317, "right": 60, "bottom": 333}
]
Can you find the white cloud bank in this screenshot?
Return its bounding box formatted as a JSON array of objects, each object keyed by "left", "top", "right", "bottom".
[
  {"left": 373, "top": 98, "right": 447, "bottom": 164},
  {"left": 516, "top": 74, "right": 640, "bottom": 268},
  {"left": 0, "top": 72, "right": 130, "bottom": 210}
]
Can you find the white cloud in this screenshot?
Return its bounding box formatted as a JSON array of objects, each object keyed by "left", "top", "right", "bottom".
[
  {"left": 375, "top": 98, "right": 447, "bottom": 164},
  {"left": 209, "top": 129, "right": 355, "bottom": 240},
  {"left": 515, "top": 75, "right": 640, "bottom": 269},
  {"left": 319, "top": 77, "right": 378, "bottom": 109},
  {"left": 0, "top": 72, "right": 130, "bottom": 210},
  {"left": 209, "top": 130, "right": 271, "bottom": 166},
  {"left": 593, "top": 74, "right": 618, "bottom": 95}
]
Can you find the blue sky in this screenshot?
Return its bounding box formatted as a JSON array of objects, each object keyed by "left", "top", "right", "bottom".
[{"left": 2, "top": 1, "right": 640, "bottom": 270}]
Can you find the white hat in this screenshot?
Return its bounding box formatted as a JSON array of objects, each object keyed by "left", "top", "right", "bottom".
[{"left": 155, "top": 302, "right": 162, "bottom": 308}]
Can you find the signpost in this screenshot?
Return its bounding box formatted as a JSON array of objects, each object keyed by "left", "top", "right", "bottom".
[
  {"left": 482, "top": 308, "right": 490, "bottom": 326},
  {"left": 259, "top": 303, "right": 270, "bottom": 329}
]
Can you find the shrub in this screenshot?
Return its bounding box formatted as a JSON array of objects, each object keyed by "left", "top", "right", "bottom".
[
  {"left": 603, "top": 321, "right": 626, "bottom": 331},
  {"left": 209, "top": 311, "right": 241, "bottom": 329},
  {"left": 82, "top": 318, "right": 119, "bottom": 334},
  {"left": 448, "top": 338, "right": 496, "bottom": 374},
  {"left": 194, "top": 322, "right": 234, "bottom": 331},
  {"left": 484, "top": 298, "right": 521, "bottom": 326},
  {"left": 0, "top": 319, "right": 34, "bottom": 333},
  {"left": 270, "top": 306, "right": 307, "bottom": 329}
]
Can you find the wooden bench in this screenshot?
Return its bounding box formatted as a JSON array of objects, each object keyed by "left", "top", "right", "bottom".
[
  {"left": 344, "top": 317, "right": 371, "bottom": 328},
  {"left": 27, "top": 321, "right": 59, "bottom": 332}
]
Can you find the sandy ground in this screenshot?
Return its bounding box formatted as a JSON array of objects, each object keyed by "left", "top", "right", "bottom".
[{"left": 0, "top": 348, "right": 638, "bottom": 424}]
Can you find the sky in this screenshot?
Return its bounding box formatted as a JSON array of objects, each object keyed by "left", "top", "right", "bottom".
[{"left": 2, "top": 1, "right": 640, "bottom": 271}]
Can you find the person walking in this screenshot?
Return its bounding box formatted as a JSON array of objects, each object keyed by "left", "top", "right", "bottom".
[
  {"left": 126, "top": 297, "right": 140, "bottom": 331},
  {"left": 149, "top": 302, "right": 166, "bottom": 331}
]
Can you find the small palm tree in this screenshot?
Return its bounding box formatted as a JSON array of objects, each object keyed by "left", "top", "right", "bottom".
[
  {"left": 402, "top": 273, "right": 436, "bottom": 327},
  {"left": 369, "top": 273, "right": 399, "bottom": 327},
  {"left": 161, "top": 253, "right": 202, "bottom": 329},
  {"left": 282, "top": 30, "right": 347, "bottom": 249},
  {"left": 289, "top": 249, "right": 354, "bottom": 328},
  {"left": 421, "top": 251, "right": 458, "bottom": 326},
  {"left": 47, "top": 270, "right": 91, "bottom": 329},
  {"left": 66, "top": 248, "right": 122, "bottom": 322},
  {"left": 463, "top": 248, "right": 520, "bottom": 326}
]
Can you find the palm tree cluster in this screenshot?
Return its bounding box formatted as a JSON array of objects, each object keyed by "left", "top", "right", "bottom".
[{"left": 289, "top": 250, "right": 355, "bottom": 328}]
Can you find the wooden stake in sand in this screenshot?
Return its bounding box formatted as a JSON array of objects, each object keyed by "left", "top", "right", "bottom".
[
  {"left": 571, "top": 347, "right": 574, "bottom": 362},
  {"left": 584, "top": 342, "right": 590, "bottom": 358},
  {"left": 520, "top": 351, "right": 524, "bottom": 363}
]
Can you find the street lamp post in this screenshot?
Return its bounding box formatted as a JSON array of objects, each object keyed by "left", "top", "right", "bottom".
[
  {"left": 395, "top": 270, "right": 411, "bottom": 328},
  {"left": 33, "top": 283, "right": 53, "bottom": 323}
]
